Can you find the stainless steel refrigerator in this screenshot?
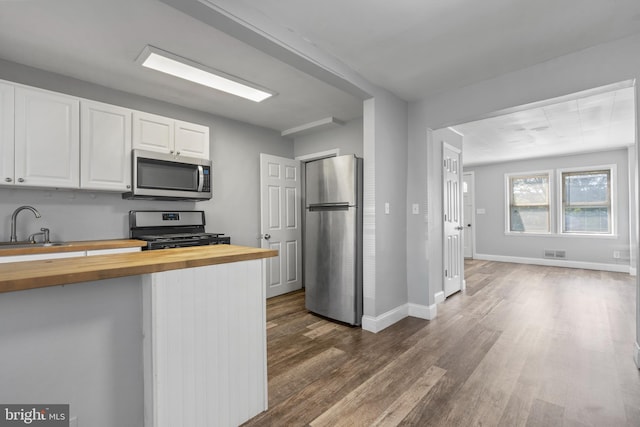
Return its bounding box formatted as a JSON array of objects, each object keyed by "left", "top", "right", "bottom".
[{"left": 304, "top": 155, "right": 363, "bottom": 325}]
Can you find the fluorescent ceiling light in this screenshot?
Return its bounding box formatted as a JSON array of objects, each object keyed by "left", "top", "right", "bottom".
[{"left": 136, "top": 45, "right": 275, "bottom": 102}]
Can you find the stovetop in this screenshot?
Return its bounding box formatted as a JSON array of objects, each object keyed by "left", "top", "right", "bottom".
[{"left": 129, "top": 210, "right": 230, "bottom": 250}]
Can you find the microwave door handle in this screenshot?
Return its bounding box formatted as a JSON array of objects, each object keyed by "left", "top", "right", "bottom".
[{"left": 197, "top": 165, "right": 204, "bottom": 192}]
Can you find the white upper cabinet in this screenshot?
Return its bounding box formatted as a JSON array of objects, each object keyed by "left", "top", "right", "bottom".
[
  {"left": 0, "top": 82, "right": 14, "bottom": 185},
  {"left": 14, "top": 86, "right": 80, "bottom": 188},
  {"left": 175, "top": 120, "right": 210, "bottom": 159},
  {"left": 132, "top": 111, "right": 173, "bottom": 154},
  {"left": 81, "top": 100, "right": 132, "bottom": 191},
  {"left": 133, "top": 111, "right": 209, "bottom": 159}
]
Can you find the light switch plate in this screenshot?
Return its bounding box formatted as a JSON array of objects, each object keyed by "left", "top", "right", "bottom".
[
  {"left": 384, "top": 202, "right": 390, "bottom": 214},
  {"left": 412, "top": 203, "right": 419, "bottom": 214}
]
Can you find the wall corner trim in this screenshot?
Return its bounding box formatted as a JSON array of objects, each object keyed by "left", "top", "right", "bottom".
[
  {"left": 362, "top": 304, "right": 409, "bottom": 333},
  {"left": 634, "top": 342, "right": 640, "bottom": 369}
]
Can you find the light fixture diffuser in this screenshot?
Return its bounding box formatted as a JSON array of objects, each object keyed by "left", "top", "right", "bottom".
[{"left": 136, "top": 45, "right": 275, "bottom": 102}]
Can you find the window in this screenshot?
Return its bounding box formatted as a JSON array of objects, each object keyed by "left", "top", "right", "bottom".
[
  {"left": 561, "top": 168, "right": 613, "bottom": 234},
  {"left": 507, "top": 172, "right": 551, "bottom": 233}
]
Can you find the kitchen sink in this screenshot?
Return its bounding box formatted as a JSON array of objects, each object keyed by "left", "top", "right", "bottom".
[{"left": 0, "top": 242, "right": 70, "bottom": 249}]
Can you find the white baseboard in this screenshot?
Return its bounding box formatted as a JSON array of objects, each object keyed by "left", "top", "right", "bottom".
[
  {"left": 362, "top": 304, "right": 408, "bottom": 333},
  {"left": 408, "top": 303, "right": 437, "bottom": 320},
  {"left": 630, "top": 267, "right": 637, "bottom": 276},
  {"left": 635, "top": 342, "right": 640, "bottom": 369},
  {"left": 362, "top": 299, "right": 443, "bottom": 333},
  {"left": 434, "top": 291, "right": 445, "bottom": 304},
  {"left": 474, "top": 253, "right": 631, "bottom": 274}
]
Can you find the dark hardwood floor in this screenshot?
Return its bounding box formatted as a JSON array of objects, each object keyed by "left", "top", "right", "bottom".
[{"left": 243, "top": 260, "right": 640, "bottom": 426}]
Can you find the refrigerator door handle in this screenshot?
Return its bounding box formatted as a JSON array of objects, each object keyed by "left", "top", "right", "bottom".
[{"left": 308, "top": 202, "right": 350, "bottom": 211}]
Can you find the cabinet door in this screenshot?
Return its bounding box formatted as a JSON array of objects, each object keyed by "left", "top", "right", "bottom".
[
  {"left": 14, "top": 86, "right": 80, "bottom": 188},
  {"left": 81, "top": 100, "right": 132, "bottom": 191},
  {"left": 0, "top": 82, "right": 14, "bottom": 186},
  {"left": 132, "top": 111, "right": 174, "bottom": 153},
  {"left": 175, "top": 120, "right": 210, "bottom": 159}
]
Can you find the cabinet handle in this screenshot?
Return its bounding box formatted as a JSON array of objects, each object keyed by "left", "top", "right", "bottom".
[
  {"left": 169, "top": 150, "right": 174, "bottom": 154},
  {"left": 126, "top": 185, "right": 131, "bottom": 189},
  {"left": 4, "top": 177, "right": 11, "bottom": 183},
  {"left": 17, "top": 178, "right": 24, "bottom": 183},
  {"left": 176, "top": 151, "right": 180, "bottom": 155}
]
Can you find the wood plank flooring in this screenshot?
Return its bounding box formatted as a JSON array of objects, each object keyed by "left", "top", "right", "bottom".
[{"left": 243, "top": 260, "right": 640, "bottom": 426}]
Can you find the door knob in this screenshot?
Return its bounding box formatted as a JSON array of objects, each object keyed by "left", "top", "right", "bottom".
[
  {"left": 455, "top": 226, "right": 464, "bottom": 230},
  {"left": 263, "top": 234, "right": 271, "bottom": 240}
]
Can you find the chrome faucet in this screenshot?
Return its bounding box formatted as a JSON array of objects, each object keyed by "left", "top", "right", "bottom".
[
  {"left": 10, "top": 205, "right": 41, "bottom": 242},
  {"left": 28, "top": 228, "right": 50, "bottom": 244}
]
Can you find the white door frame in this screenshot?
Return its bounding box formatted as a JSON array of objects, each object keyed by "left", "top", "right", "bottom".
[{"left": 463, "top": 171, "right": 476, "bottom": 259}]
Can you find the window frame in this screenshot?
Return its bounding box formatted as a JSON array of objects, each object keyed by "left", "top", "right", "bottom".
[
  {"left": 556, "top": 165, "right": 616, "bottom": 236},
  {"left": 504, "top": 170, "right": 554, "bottom": 235}
]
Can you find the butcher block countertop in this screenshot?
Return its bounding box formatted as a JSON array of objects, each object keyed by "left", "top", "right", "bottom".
[
  {"left": 0, "top": 239, "right": 147, "bottom": 256},
  {"left": 0, "top": 244, "right": 278, "bottom": 294}
]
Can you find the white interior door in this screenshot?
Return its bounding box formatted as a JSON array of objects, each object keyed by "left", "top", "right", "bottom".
[
  {"left": 463, "top": 172, "right": 474, "bottom": 258},
  {"left": 260, "top": 153, "right": 302, "bottom": 298},
  {"left": 443, "top": 142, "right": 463, "bottom": 297}
]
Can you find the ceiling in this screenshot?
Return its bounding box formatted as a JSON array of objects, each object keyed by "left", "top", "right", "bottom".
[
  {"left": 0, "top": 0, "right": 639, "bottom": 152},
  {"left": 453, "top": 83, "right": 637, "bottom": 166}
]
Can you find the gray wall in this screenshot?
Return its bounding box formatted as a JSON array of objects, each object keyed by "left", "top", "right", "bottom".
[
  {"left": 407, "top": 31, "right": 640, "bottom": 357},
  {"left": 0, "top": 59, "right": 293, "bottom": 425},
  {"left": 293, "top": 117, "right": 363, "bottom": 158},
  {"left": 364, "top": 90, "right": 408, "bottom": 317},
  {"left": 466, "top": 149, "right": 631, "bottom": 266},
  {"left": 0, "top": 277, "right": 143, "bottom": 427}
]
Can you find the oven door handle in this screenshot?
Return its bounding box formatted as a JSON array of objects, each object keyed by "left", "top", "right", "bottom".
[{"left": 197, "top": 165, "right": 204, "bottom": 192}]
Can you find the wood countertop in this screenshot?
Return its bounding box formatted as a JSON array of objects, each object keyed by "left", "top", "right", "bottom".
[
  {"left": 0, "top": 244, "right": 278, "bottom": 294},
  {"left": 0, "top": 239, "right": 148, "bottom": 256}
]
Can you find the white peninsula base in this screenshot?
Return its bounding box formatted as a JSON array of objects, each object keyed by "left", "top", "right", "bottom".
[{"left": 142, "top": 259, "right": 267, "bottom": 427}]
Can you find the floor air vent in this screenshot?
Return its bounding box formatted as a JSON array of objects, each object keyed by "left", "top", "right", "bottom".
[{"left": 544, "top": 249, "right": 566, "bottom": 259}]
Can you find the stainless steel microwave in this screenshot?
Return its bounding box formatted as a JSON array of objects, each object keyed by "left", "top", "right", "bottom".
[{"left": 122, "top": 149, "right": 212, "bottom": 201}]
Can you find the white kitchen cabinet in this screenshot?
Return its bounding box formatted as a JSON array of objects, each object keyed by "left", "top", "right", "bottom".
[
  {"left": 132, "top": 111, "right": 173, "bottom": 154},
  {"left": 0, "top": 251, "right": 85, "bottom": 264},
  {"left": 143, "top": 259, "right": 267, "bottom": 427},
  {"left": 81, "top": 100, "right": 132, "bottom": 191},
  {"left": 0, "top": 82, "right": 14, "bottom": 186},
  {"left": 174, "top": 120, "right": 209, "bottom": 159},
  {"left": 133, "top": 111, "right": 209, "bottom": 159},
  {"left": 85, "top": 247, "right": 141, "bottom": 256},
  {"left": 14, "top": 86, "right": 80, "bottom": 188}
]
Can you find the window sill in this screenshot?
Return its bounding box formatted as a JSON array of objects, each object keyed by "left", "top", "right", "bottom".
[{"left": 504, "top": 231, "right": 618, "bottom": 239}]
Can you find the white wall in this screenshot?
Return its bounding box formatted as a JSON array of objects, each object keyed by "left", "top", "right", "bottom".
[
  {"left": 0, "top": 59, "right": 294, "bottom": 425},
  {"left": 407, "top": 31, "right": 640, "bottom": 363},
  {"left": 466, "top": 149, "right": 631, "bottom": 270}
]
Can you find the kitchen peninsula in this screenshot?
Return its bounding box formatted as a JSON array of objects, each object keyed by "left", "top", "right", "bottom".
[{"left": 0, "top": 244, "right": 277, "bottom": 427}]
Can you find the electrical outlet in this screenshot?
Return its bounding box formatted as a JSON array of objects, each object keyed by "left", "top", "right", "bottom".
[
  {"left": 613, "top": 251, "right": 621, "bottom": 259},
  {"left": 384, "top": 202, "right": 390, "bottom": 214},
  {"left": 412, "top": 203, "right": 419, "bottom": 214}
]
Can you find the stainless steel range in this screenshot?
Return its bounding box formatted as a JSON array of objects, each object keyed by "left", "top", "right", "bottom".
[{"left": 129, "top": 210, "right": 230, "bottom": 250}]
